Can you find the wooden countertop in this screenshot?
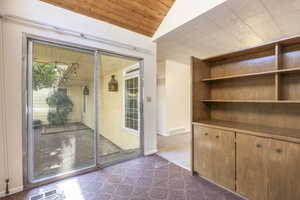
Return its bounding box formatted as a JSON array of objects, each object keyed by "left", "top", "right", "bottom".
[{"left": 192, "top": 120, "right": 300, "bottom": 144}]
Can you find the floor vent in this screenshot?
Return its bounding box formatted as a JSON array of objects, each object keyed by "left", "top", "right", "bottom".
[{"left": 30, "top": 190, "right": 65, "bottom": 200}]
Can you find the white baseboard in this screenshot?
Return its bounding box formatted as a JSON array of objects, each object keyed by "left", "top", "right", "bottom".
[
  {"left": 144, "top": 149, "right": 158, "bottom": 156},
  {"left": 158, "top": 128, "right": 190, "bottom": 137},
  {"left": 168, "top": 127, "right": 186, "bottom": 136},
  {"left": 0, "top": 186, "right": 23, "bottom": 198},
  {"left": 157, "top": 132, "right": 169, "bottom": 136}
]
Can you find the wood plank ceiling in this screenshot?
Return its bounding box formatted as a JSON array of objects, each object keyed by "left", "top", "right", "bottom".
[{"left": 41, "top": 0, "right": 175, "bottom": 36}]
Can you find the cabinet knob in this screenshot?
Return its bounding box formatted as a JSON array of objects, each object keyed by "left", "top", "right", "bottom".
[
  {"left": 204, "top": 133, "right": 208, "bottom": 136},
  {"left": 256, "top": 144, "right": 262, "bottom": 148},
  {"left": 216, "top": 135, "right": 219, "bottom": 139},
  {"left": 276, "top": 148, "right": 282, "bottom": 153}
]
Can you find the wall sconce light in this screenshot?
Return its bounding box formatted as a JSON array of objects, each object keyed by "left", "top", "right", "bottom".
[
  {"left": 108, "top": 75, "right": 118, "bottom": 92},
  {"left": 83, "top": 86, "right": 89, "bottom": 95}
]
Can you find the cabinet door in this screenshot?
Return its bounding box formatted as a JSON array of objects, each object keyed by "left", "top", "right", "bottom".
[
  {"left": 194, "top": 125, "right": 235, "bottom": 190},
  {"left": 236, "top": 133, "right": 269, "bottom": 200},
  {"left": 213, "top": 129, "right": 235, "bottom": 191},
  {"left": 193, "top": 125, "right": 216, "bottom": 180},
  {"left": 268, "top": 140, "right": 300, "bottom": 200}
]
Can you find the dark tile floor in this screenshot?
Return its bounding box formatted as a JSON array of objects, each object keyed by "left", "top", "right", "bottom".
[{"left": 3, "top": 155, "right": 244, "bottom": 200}]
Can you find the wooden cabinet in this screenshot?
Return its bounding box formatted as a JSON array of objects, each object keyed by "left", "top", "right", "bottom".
[
  {"left": 236, "top": 133, "right": 300, "bottom": 200},
  {"left": 267, "top": 139, "right": 300, "bottom": 200},
  {"left": 236, "top": 134, "right": 270, "bottom": 200},
  {"left": 194, "top": 126, "right": 214, "bottom": 180},
  {"left": 193, "top": 125, "right": 235, "bottom": 190},
  {"left": 213, "top": 129, "right": 235, "bottom": 190}
]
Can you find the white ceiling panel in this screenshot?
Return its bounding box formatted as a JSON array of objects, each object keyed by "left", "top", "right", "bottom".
[{"left": 157, "top": 0, "right": 300, "bottom": 64}]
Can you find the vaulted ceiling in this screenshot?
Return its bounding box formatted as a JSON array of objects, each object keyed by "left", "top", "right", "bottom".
[{"left": 41, "top": 0, "right": 175, "bottom": 36}]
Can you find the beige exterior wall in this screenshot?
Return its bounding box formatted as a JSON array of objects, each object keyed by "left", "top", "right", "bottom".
[
  {"left": 82, "top": 81, "right": 95, "bottom": 129},
  {"left": 32, "top": 87, "right": 83, "bottom": 124},
  {"left": 68, "top": 86, "right": 84, "bottom": 123},
  {"left": 32, "top": 88, "right": 51, "bottom": 123}
]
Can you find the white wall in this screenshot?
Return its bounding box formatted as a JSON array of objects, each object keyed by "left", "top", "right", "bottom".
[
  {"left": 0, "top": 0, "right": 157, "bottom": 196},
  {"left": 157, "top": 60, "right": 191, "bottom": 136},
  {"left": 165, "top": 60, "right": 191, "bottom": 134},
  {"left": 153, "top": 0, "right": 226, "bottom": 40}
]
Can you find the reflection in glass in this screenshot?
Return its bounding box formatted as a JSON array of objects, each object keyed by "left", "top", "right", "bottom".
[
  {"left": 98, "top": 54, "right": 141, "bottom": 165},
  {"left": 30, "top": 42, "right": 95, "bottom": 181}
]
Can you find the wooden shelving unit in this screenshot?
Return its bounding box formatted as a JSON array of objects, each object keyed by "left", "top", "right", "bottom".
[
  {"left": 192, "top": 35, "right": 300, "bottom": 139},
  {"left": 191, "top": 35, "right": 300, "bottom": 200}
]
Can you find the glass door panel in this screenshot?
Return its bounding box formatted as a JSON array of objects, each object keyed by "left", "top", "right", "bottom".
[
  {"left": 28, "top": 41, "right": 97, "bottom": 183},
  {"left": 98, "top": 53, "right": 141, "bottom": 166}
]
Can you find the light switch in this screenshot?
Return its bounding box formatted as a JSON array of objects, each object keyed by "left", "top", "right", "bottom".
[{"left": 146, "top": 96, "right": 152, "bottom": 102}]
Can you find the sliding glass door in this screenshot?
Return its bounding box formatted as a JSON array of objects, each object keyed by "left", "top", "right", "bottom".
[
  {"left": 27, "top": 40, "right": 97, "bottom": 183},
  {"left": 26, "top": 37, "right": 143, "bottom": 185},
  {"left": 97, "top": 53, "right": 142, "bottom": 166}
]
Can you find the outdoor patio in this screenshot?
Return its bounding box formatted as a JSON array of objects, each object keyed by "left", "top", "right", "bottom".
[{"left": 33, "top": 123, "right": 128, "bottom": 180}]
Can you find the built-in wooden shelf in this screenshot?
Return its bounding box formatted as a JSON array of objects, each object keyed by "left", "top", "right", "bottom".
[
  {"left": 192, "top": 36, "right": 300, "bottom": 200},
  {"left": 193, "top": 120, "right": 300, "bottom": 144},
  {"left": 202, "top": 66, "right": 300, "bottom": 82},
  {"left": 201, "top": 100, "right": 300, "bottom": 103}
]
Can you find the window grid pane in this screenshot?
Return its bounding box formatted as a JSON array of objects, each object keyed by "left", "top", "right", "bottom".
[{"left": 125, "top": 77, "right": 138, "bottom": 131}]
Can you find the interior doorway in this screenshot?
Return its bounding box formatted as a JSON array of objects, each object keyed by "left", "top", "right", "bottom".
[{"left": 24, "top": 36, "right": 143, "bottom": 186}]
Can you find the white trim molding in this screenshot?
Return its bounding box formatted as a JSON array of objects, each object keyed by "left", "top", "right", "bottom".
[{"left": 0, "top": 13, "right": 153, "bottom": 55}]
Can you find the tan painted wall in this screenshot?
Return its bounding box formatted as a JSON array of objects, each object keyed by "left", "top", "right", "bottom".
[
  {"left": 32, "top": 89, "right": 51, "bottom": 123},
  {"left": 32, "top": 87, "right": 83, "bottom": 124},
  {"left": 68, "top": 86, "right": 84, "bottom": 123},
  {"left": 100, "top": 69, "right": 139, "bottom": 150},
  {"left": 0, "top": 18, "right": 6, "bottom": 195},
  {"left": 82, "top": 81, "right": 95, "bottom": 129}
]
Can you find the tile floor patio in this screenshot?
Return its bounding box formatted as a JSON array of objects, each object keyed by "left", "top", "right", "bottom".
[{"left": 33, "top": 124, "right": 124, "bottom": 180}]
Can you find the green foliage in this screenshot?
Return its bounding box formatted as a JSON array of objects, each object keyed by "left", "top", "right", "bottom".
[
  {"left": 47, "top": 90, "right": 73, "bottom": 125},
  {"left": 33, "top": 62, "right": 63, "bottom": 90}
]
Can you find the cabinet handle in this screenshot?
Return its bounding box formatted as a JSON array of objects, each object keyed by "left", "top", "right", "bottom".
[
  {"left": 256, "top": 144, "right": 262, "bottom": 148},
  {"left": 204, "top": 133, "right": 208, "bottom": 136},
  {"left": 276, "top": 148, "right": 282, "bottom": 153},
  {"left": 216, "top": 135, "right": 219, "bottom": 139}
]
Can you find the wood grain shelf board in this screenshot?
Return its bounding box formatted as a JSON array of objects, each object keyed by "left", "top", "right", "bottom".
[
  {"left": 201, "top": 100, "right": 300, "bottom": 103},
  {"left": 202, "top": 67, "right": 300, "bottom": 82},
  {"left": 193, "top": 120, "right": 300, "bottom": 144}
]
